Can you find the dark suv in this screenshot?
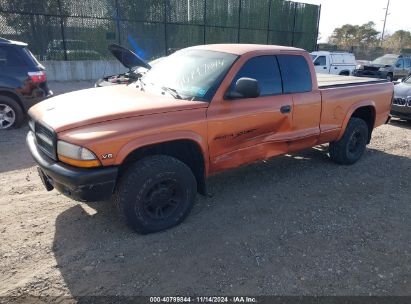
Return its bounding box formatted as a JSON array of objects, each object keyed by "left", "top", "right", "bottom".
[{"left": 0, "top": 38, "right": 52, "bottom": 130}]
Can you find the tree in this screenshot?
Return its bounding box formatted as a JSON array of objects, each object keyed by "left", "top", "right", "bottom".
[
  {"left": 328, "top": 21, "right": 380, "bottom": 49},
  {"left": 382, "top": 30, "right": 411, "bottom": 53}
]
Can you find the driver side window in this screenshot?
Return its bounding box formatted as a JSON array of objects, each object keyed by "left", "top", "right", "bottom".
[
  {"left": 230, "top": 56, "right": 282, "bottom": 96},
  {"left": 314, "top": 56, "right": 326, "bottom": 66},
  {"left": 396, "top": 59, "right": 404, "bottom": 68}
]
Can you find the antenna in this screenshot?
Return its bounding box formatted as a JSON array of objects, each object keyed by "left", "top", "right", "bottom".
[{"left": 381, "top": 0, "right": 390, "bottom": 45}]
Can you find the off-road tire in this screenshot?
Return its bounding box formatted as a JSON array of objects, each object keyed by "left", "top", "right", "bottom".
[
  {"left": 329, "top": 117, "right": 369, "bottom": 165},
  {"left": 113, "top": 155, "right": 197, "bottom": 234},
  {"left": 0, "top": 96, "right": 24, "bottom": 130}
]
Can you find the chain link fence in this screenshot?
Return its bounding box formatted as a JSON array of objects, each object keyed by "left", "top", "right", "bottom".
[{"left": 0, "top": 0, "right": 320, "bottom": 61}]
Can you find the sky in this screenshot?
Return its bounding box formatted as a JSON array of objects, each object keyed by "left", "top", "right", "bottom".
[{"left": 299, "top": 0, "right": 411, "bottom": 43}]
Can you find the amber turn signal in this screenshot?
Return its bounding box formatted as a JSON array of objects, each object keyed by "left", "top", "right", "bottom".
[{"left": 58, "top": 155, "right": 101, "bottom": 168}]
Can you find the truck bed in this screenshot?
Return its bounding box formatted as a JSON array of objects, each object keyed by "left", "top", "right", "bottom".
[{"left": 317, "top": 73, "right": 387, "bottom": 89}]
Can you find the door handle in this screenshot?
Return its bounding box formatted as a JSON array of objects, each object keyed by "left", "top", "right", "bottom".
[
  {"left": 280, "top": 105, "right": 292, "bottom": 114},
  {"left": 323, "top": 67, "right": 327, "bottom": 69}
]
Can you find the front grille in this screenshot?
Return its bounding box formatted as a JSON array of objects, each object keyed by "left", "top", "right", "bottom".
[
  {"left": 392, "top": 97, "right": 411, "bottom": 107},
  {"left": 363, "top": 66, "right": 380, "bottom": 72},
  {"left": 34, "top": 121, "right": 57, "bottom": 160}
]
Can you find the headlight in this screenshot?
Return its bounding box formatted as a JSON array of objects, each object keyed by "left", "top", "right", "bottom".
[{"left": 57, "top": 141, "right": 101, "bottom": 168}]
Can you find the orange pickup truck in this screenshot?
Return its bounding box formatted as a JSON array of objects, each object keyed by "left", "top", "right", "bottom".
[{"left": 27, "top": 44, "right": 393, "bottom": 233}]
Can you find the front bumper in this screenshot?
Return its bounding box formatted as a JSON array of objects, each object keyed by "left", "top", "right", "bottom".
[
  {"left": 353, "top": 69, "right": 388, "bottom": 79},
  {"left": 27, "top": 131, "right": 118, "bottom": 202},
  {"left": 391, "top": 108, "right": 411, "bottom": 120}
]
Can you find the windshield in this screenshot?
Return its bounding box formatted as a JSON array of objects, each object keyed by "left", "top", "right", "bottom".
[
  {"left": 311, "top": 55, "right": 317, "bottom": 61},
  {"left": 372, "top": 56, "right": 397, "bottom": 66},
  {"left": 140, "top": 49, "right": 238, "bottom": 101}
]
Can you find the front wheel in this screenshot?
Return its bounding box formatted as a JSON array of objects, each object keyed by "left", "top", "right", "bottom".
[
  {"left": 386, "top": 74, "right": 393, "bottom": 82},
  {"left": 113, "top": 155, "right": 197, "bottom": 234},
  {"left": 329, "top": 117, "right": 369, "bottom": 165}
]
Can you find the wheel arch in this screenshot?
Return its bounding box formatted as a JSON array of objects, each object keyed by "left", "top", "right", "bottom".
[
  {"left": 338, "top": 101, "right": 376, "bottom": 143},
  {"left": 339, "top": 70, "right": 350, "bottom": 76},
  {"left": 117, "top": 137, "right": 208, "bottom": 195},
  {"left": 0, "top": 89, "right": 24, "bottom": 112}
]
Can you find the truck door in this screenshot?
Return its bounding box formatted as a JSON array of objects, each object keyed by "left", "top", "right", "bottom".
[
  {"left": 206, "top": 55, "right": 293, "bottom": 173},
  {"left": 394, "top": 58, "right": 406, "bottom": 79},
  {"left": 313, "top": 55, "right": 328, "bottom": 74},
  {"left": 405, "top": 58, "right": 411, "bottom": 77},
  {"left": 276, "top": 55, "right": 322, "bottom": 152}
]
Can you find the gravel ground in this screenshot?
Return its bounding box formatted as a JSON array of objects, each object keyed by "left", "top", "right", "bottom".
[{"left": 0, "top": 81, "right": 410, "bottom": 300}]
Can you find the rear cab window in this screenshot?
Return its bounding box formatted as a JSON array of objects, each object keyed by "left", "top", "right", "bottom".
[{"left": 277, "top": 55, "right": 312, "bottom": 94}]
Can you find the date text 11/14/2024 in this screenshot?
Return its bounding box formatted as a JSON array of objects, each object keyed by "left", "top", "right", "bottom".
[{"left": 149, "top": 296, "right": 257, "bottom": 303}]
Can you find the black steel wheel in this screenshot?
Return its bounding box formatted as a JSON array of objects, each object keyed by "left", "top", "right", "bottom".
[
  {"left": 329, "top": 117, "right": 369, "bottom": 165},
  {"left": 113, "top": 155, "right": 197, "bottom": 234}
]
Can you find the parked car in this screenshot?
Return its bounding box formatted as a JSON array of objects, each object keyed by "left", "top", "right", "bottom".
[
  {"left": 95, "top": 44, "right": 164, "bottom": 87},
  {"left": 310, "top": 51, "right": 356, "bottom": 75},
  {"left": 0, "top": 37, "right": 52, "bottom": 130},
  {"left": 46, "top": 39, "right": 102, "bottom": 60},
  {"left": 27, "top": 44, "right": 393, "bottom": 234},
  {"left": 353, "top": 54, "right": 411, "bottom": 81},
  {"left": 391, "top": 76, "right": 411, "bottom": 121}
]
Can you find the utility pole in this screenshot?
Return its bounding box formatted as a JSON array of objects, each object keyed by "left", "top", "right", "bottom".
[{"left": 381, "top": 0, "right": 390, "bottom": 45}]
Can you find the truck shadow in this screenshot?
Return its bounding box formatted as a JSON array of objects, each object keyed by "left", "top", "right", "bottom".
[{"left": 52, "top": 147, "right": 411, "bottom": 296}]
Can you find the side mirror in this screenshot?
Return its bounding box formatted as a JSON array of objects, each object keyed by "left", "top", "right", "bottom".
[
  {"left": 314, "top": 61, "right": 321, "bottom": 66},
  {"left": 226, "top": 77, "right": 260, "bottom": 99}
]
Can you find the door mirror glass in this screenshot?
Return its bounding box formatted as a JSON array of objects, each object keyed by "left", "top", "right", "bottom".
[{"left": 226, "top": 77, "right": 260, "bottom": 99}]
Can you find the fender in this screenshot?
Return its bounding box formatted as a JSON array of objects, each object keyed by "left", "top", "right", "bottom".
[
  {"left": 114, "top": 130, "right": 210, "bottom": 175},
  {"left": 336, "top": 100, "right": 376, "bottom": 141},
  {"left": 0, "top": 87, "right": 24, "bottom": 109}
]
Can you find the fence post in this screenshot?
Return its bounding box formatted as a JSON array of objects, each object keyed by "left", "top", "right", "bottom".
[
  {"left": 114, "top": 0, "right": 121, "bottom": 45},
  {"left": 266, "top": 0, "right": 272, "bottom": 44},
  {"left": 164, "top": 0, "right": 168, "bottom": 55},
  {"left": 291, "top": 2, "right": 297, "bottom": 47},
  {"left": 56, "top": 0, "right": 68, "bottom": 61},
  {"left": 237, "top": 0, "right": 242, "bottom": 43},
  {"left": 203, "top": 0, "right": 207, "bottom": 44},
  {"left": 315, "top": 4, "right": 321, "bottom": 51}
]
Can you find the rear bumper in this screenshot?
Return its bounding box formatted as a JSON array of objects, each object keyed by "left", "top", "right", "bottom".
[{"left": 27, "top": 131, "right": 118, "bottom": 202}]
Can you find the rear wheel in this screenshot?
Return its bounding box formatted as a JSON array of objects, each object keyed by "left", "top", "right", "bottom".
[
  {"left": 0, "top": 96, "right": 23, "bottom": 130},
  {"left": 329, "top": 117, "right": 369, "bottom": 165},
  {"left": 113, "top": 155, "right": 197, "bottom": 234}
]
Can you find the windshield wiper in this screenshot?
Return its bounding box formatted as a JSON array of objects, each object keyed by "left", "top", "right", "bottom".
[{"left": 161, "top": 86, "right": 182, "bottom": 99}]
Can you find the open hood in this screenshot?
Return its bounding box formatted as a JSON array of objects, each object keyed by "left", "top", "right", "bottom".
[{"left": 108, "top": 44, "right": 151, "bottom": 70}]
